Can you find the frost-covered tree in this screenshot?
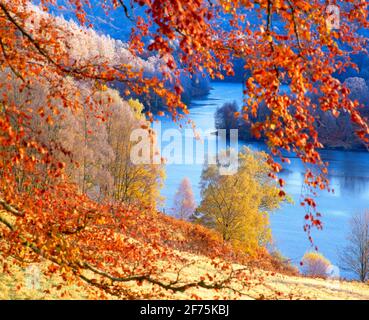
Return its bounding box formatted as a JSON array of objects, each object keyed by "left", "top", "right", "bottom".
[
  {"left": 0, "top": 6, "right": 167, "bottom": 203},
  {"left": 172, "top": 178, "right": 196, "bottom": 220},
  {"left": 340, "top": 211, "right": 369, "bottom": 282}
]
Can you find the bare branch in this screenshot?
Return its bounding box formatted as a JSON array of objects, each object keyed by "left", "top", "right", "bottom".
[
  {"left": 118, "top": 0, "right": 134, "bottom": 22},
  {"left": 0, "top": 198, "right": 24, "bottom": 217}
]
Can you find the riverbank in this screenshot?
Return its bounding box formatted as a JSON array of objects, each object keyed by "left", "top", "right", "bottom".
[{"left": 158, "top": 82, "right": 369, "bottom": 280}]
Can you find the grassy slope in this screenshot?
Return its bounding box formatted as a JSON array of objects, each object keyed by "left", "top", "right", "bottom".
[
  {"left": 1, "top": 211, "right": 368, "bottom": 300},
  {"left": 1, "top": 251, "right": 368, "bottom": 300}
]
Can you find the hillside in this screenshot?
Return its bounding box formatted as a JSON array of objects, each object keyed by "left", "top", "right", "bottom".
[
  {"left": 1, "top": 209, "right": 368, "bottom": 300},
  {"left": 1, "top": 249, "right": 368, "bottom": 300},
  {"left": 1, "top": 0, "right": 369, "bottom": 303}
]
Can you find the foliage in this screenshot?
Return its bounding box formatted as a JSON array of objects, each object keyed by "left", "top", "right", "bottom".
[
  {"left": 217, "top": 76, "right": 369, "bottom": 150},
  {"left": 251, "top": 248, "right": 298, "bottom": 276},
  {"left": 301, "top": 252, "right": 331, "bottom": 278},
  {"left": 0, "top": 69, "right": 164, "bottom": 207},
  {"left": 107, "top": 96, "right": 165, "bottom": 208},
  {"left": 215, "top": 100, "right": 270, "bottom": 141},
  {"left": 196, "top": 147, "right": 283, "bottom": 254},
  {"left": 1, "top": 0, "right": 369, "bottom": 298},
  {"left": 311, "top": 77, "right": 369, "bottom": 150}
]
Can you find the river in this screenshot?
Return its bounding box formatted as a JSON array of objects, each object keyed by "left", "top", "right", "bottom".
[{"left": 157, "top": 82, "right": 369, "bottom": 279}]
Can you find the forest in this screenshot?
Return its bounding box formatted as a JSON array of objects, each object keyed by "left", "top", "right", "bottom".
[{"left": 0, "top": 0, "right": 369, "bottom": 301}]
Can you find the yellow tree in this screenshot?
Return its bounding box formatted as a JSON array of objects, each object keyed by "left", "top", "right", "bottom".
[
  {"left": 106, "top": 97, "right": 165, "bottom": 209},
  {"left": 197, "top": 147, "right": 283, "bottom": 254},
  {"left": 1, "top": 0, "right": 369, "bottom": 298}
]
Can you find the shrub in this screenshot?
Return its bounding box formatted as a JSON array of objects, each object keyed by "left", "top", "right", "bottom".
[
  {"left": 301, "top": 252, "right": 331, "bottom": 278},
  {"left": 249, "top": 248, "right": 298, "bottom": 276}
]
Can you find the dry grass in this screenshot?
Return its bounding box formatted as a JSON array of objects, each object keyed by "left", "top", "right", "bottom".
[
  {"left": 1, "top": 252, "right": 368, "bottom": 300},
  {"left": 0, "top": 259, "right": 107, "bottom": 300}
]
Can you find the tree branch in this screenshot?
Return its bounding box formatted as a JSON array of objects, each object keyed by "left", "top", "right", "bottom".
[
  {"left": 0, "top": 37, "right": 26, "bottom": 83},
  {"left": 286, "top": 0, "right": 303, "bottom": 53},
  {"left": 0, "top": 214, "right": 14, "bottom": 231},
  {"left": 0, "top": 2, "right": 129, "bottom": 83},
  {"left": 0, "top": 198, "right": 24, "bottom": 217},
  {"left": 118, "top": 0, "right": 134, "bottom": 22}
]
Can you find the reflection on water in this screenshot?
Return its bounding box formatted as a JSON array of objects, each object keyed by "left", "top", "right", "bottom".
[
  {"left": 158, "top": 82, "right": 369, "bottom": 279},
  {"left": 330, "top": 174, "right": 369, "bottom": 197}
]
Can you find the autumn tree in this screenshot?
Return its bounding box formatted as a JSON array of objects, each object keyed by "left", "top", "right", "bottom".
[
  {"left": 340, "top": 211, "right": 369, "bottom": 282},
  {"left": 1, "top": 0, "right": 369, "bottom": 298},
  {"left": 0, "top": 68, "right": 165, "bottom": 204},
  {"left": 172, "top": 177, "right": 196, "bottom": 220},
  {"left": 0, "top": 2, "right": 254, "bottom": 299},
  {"left": 196, "top": 147, "right": 283, "bottom": 254},
  {"left": 106, "top": 97, "right": 165, "bottom": 208}
]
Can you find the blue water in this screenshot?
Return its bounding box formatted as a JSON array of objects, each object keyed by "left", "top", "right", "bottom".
[{"left": 157, "top": 82, "right": 369, "bottom": 280}]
